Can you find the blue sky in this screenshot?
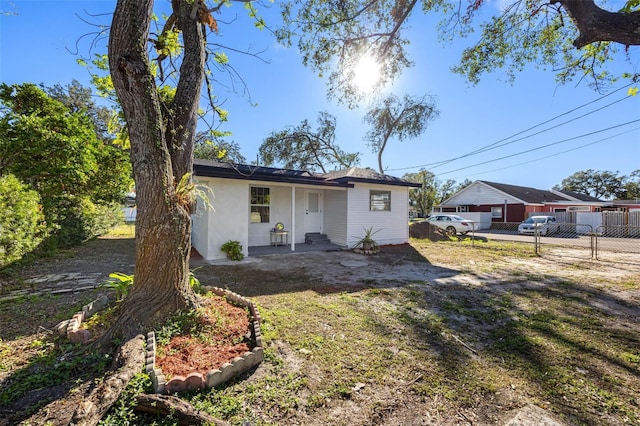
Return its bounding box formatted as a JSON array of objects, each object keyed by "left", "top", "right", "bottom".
[{"left": 1, "top": 0, "right": 639, "bottom": 190}]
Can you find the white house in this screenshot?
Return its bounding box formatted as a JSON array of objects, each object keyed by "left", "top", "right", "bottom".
[{"left": 191, "top": 160, "right": 420, "bottom": 261}]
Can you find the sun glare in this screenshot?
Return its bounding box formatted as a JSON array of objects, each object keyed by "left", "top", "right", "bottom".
[{"left": 352, "top": 55, "right": 381, "bottom": 93}]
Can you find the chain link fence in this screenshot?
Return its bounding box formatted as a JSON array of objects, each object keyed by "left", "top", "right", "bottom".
[{"left": 467, "top": 222, "right": 639, "bottom": 263}]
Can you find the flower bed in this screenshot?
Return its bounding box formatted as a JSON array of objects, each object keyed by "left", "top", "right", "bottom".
[
  {"left": 57, "top": 287, "right": 263, "bottom": 394},
  {"left": 146, "top": 287, "right": 263, "bottom": 394}
]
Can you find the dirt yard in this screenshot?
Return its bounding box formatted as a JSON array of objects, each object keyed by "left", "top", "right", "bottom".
[{"left": 1, "top": 234, "right": 639, "bottom": 425}]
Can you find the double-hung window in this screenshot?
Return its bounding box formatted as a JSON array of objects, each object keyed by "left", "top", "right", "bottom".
[
  {"left": 250, "top": 187, "right": 270, "bottom": 223},
  {"left": 370, "top": 190, "right": 391, "bottom": 211}
]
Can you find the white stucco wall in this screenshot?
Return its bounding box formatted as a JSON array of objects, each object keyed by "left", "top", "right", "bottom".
[
  {"left": 345, "top": 183, "right": 410, "bottom": 248},
  {"left": 294, "top": 189, "right": 306, "bottom": 244},
  {"left": 192, "top": 178, "right": 249, "bottom": 261},
  {"left": 248, "top": 185, "right": 294, "bottom": 247}
]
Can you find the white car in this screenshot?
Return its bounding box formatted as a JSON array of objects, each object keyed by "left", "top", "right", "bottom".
[
  {"left": 427, "top": 214, "right": 475, "bottom": 236},
  {"left": 517, "top": 215, "right": 559, "bottom": 236}
]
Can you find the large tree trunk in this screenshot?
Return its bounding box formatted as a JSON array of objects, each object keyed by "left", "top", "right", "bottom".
[{"left": 104, "top": 0, "right": 206, "bottom": 342}]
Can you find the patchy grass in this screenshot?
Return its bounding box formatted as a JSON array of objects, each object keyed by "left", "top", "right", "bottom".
[
  {"left": 181, "top": 241, "right": 639, "bottom": 425},
  {"left": 1, "top": 237, "right": 639, "bottom": 425},
  {"left": 102, "top": 223, "right": 135, "bottom": 238}
]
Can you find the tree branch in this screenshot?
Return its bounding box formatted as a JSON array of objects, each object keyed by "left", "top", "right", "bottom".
[{"left": 553, "top": 0, "right": 640, "bottom": 48}]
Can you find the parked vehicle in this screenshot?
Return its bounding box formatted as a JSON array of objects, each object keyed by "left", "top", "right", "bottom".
[
  {"left": 517, "top": 215, "right": 559, "bottom": 236},
  {"left": 427, "top": 214, "right": 475, "bottom": 235}
]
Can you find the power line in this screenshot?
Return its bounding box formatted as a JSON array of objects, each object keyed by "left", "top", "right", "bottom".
[
  {"left": 446, "top": 127, "right": 640, "bottom": 181},
  {"left": 388, "top": 83, "right": 635, "bottom": 172},
  {"left": 435, "top": 118, "right": 640, "bottom": 176},
  {"left": 429, "top": 96, "right": 630, "bottom": 169}
]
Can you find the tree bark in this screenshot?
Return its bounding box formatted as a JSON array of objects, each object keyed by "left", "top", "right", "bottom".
[
  {"left": 71, "top": 335, "right": 146, "bottom": 426},
  {"left": 23, "top": 335, "right": 146, "bottom": 426},
  {"left": 135, "top": 394, "right": 229, "bottom": 425},
  {"left": 554, "top": 0, "right": 640, "bottom": 48},
  {"left": 105, "top": 0, "right": 205, "bottom": 343}
]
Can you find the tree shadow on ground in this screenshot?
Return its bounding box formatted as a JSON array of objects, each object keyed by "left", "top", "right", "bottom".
[
  {"left": 375, "top": 273, "right": 640, "bottom": 424},
  {"left": 1, "top": 237, "right": 638, "bottom": 424},
  {"left": 203, "top": 241, "right": 640, "bottom": 424}
]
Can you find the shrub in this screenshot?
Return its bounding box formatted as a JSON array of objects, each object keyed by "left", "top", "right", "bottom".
[
  {"left": 0, "top": 174, "right": 47, "bottom": 268},
  {"left": 46, "top": 197, "right": 123, "bottom": 249},
  {"left": 220, "top": 240, "right": 244, "bottom": 261}
]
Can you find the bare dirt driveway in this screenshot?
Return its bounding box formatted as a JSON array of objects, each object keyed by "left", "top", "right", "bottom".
[{"left": 1, "top": 234, "right": 639, "bottom": 425}]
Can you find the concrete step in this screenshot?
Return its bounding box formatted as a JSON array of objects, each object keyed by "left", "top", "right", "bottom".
[{"left": 305, "top": 233, "right": 331, "bottom": 245}]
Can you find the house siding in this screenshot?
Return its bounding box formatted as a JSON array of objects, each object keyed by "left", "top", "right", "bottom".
[
  {"left": 248, "top": 185, "right": 292, "bottom": 247},
  {"left": 446, "top": 182, "right": 521, "bottom": 205},
  {"left": 346, "top": 183, "right": 409, "bottom": 247},
  {"left": 324, "top": 189, "right": 348, "bottom": 246},
  {"left": 467, "top": 203, "right": 527, "bottom": 222},
  {"left": 294, "top": 189, "right": 306, "bottom": 244}
]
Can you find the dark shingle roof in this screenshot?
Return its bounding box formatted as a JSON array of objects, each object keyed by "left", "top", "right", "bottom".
[
  {"left": 193, "top": 160, "right": 419, "bottom": 188},
  {"left": 322, "top": 167, "right": 421, "bottom": 188},
  {"left": 194, "top": 159, "right": 346, "bottom": 187},
  {"left": 479, "top": 181, "right": 570, "bottom": 204},
  {"left": 555, "top": 189, "right": 603, "bottom": 202}
]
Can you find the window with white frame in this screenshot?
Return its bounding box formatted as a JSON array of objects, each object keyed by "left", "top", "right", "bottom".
[
  {"left": 370, "top": 190, "right": 391, "bottom": 211},
  {"left": 491, "top": 207, "right": 502, "bottom": 218},
  {"left": 250, "top": 187, "right": 270, "bottom": 223}
]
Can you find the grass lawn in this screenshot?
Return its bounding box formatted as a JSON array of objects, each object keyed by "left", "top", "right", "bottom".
[{"left": 1, "top": 232, "right": 638, "bottom": 425}]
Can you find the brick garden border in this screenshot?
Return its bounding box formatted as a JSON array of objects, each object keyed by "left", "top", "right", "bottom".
[
  {"left": 146, "top": 286, "right": 264, "bottom": 394},
  {"left": 55, "top": 294, "right": 112, "bottom": 343},
  {"left": 56, "top": 286, "right": 263, "bottom": 394}
]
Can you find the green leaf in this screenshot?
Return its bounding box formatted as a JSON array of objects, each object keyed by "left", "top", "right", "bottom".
[{"left": 213, "top": 52, "right": 229, "bottom": 65}]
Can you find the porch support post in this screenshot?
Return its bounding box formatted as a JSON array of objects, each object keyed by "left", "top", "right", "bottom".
[
  {"left": 504, "top": 200, "right": 508, "bottom": 223},
  {"left": 291, "top": 186, "right": 296, "bottom": 251}
]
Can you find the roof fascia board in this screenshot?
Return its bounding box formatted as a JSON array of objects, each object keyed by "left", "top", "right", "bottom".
[
  {"left": 544, "top": 201, "right": 606, "bottom": 206},
  {"left": 335, "top": 177, "right": 421, "bottom": 188},
  {"left": 245, "top": 179, "right": 350, "bottom": 191}
]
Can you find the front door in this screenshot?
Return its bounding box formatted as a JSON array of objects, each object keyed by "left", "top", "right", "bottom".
[{"left": 304, "top": 191, "right": 322, "bottom": 234}]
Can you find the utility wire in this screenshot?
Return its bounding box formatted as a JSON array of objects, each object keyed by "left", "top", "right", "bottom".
[
  {"left": 435, "top": 118, "right": 640, "bottom": 176},
  {"left": 388, "top": 82, "right": 635, "bottom": 172},
  {"left": 429, "top": 96, "right": 630, "bottom": 169},
  {"left": 446, "top": 127, "right": 640, "bottom": 181}
]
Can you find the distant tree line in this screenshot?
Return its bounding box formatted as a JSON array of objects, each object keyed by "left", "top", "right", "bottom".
[{"left": 554, "top": 169, "right": 640, "bottom": 200}]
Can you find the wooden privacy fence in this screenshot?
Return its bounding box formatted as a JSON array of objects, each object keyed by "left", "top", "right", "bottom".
[{"left": 541, "top": 211, "right": 640, "bottom": 237}]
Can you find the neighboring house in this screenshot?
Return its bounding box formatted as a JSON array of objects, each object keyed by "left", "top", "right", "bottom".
[
  {"left": 434, "top": 180, "right": 605, "bottom": 223},
  {"left": 608, "top": 199, "right": 640, "bottom": 212},
  {"left": 122, "top": 191, "right": 137, "bottom": 223},
  {"left": 192, "top": 160, "right": 420, "bottom": 261}
]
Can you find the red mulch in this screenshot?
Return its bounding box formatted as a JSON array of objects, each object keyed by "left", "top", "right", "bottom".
[{"left": 156, "top": 295, "right": 251, "bottom": 378}]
